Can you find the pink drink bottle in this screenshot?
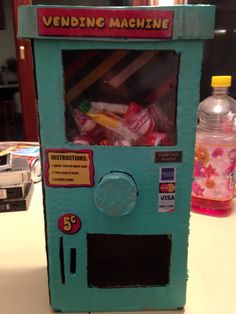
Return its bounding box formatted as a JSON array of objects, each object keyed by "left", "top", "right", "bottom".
[{"left": 191, "top": 76, "right": 236, "bottom": 216}]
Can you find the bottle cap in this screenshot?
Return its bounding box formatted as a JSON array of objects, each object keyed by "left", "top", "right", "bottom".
[{"left": 211, "top": 76, "right": 232, "bottom": 87}]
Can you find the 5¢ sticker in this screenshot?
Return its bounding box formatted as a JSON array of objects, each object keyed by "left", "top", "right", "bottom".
[{"left": 58, "top": 214, "right": 81, "bottom": 234}]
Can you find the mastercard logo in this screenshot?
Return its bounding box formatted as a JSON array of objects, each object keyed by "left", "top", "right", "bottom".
[{"left": 160, "top": 183, "right": 175, "bottom": 193}]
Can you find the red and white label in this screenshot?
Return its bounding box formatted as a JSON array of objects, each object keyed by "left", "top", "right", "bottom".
[{"left": 37, "top": 8, "right": 173, "bottom": 39}]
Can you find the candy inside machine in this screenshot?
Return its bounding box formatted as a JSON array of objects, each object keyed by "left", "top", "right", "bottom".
[
  {"left": 64, "top": 49, "right": 178, "bottom": 148},
  {"left": 19, "top": 4, "right": 215, "bottom": 312}
]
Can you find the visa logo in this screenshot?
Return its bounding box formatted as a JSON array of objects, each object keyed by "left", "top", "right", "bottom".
[
  {"left": 160, "top": 195, "right": 174, "bottom": 201},
  {"left": 159, "top": 193, "right": 175, "bottom": 201}
]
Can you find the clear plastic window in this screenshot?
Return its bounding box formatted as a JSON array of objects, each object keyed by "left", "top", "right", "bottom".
[{"left": 63, "top": 49, "right": 179, "bottom": 146}]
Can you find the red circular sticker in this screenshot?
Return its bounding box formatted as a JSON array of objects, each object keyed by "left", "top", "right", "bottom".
[{"left": 58, "top": 214, "right": 81, "bottom": 234}]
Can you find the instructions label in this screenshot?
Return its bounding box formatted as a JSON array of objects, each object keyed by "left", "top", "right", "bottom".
[{"left": 45, "top": 149, "right": 94, "bottom": 187}]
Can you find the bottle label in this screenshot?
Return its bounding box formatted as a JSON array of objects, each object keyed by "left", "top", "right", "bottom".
[{"left": 192, "top": 142, "right": 236, "bottom": 202}]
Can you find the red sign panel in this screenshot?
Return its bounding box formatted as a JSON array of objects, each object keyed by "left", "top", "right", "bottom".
[{"left": 37, "top": 8, "right": 173, "bottom": 39}]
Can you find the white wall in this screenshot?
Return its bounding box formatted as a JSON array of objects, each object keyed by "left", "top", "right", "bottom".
[
  {"left": 0, "top": 0, "right": 113, "bottom": 69},
  {"left": 0, "top": 0, "right": 111, "bottom": 68},
  {"left": 0, "top": 0, "right": 16, "bottom": 67}
]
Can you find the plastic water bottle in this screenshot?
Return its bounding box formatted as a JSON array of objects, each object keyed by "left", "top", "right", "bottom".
[{"left": 191, "top": 76, "right": 236, "bottom": 216}]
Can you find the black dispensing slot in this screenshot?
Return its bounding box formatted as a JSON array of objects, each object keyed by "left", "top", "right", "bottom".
[
  {"left": 87, "top": 234, "right": 172, "bottom": 288},
  {"left": 59, "top": 237, "right": 66, "bottom": 284},
  {"left": 70, "top": 248, "right": 77, "bottom": 274}
]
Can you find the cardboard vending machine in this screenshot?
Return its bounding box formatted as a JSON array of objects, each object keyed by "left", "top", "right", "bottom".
[{"left": 19, "top": 4, "right": 215, "bottom": 312}]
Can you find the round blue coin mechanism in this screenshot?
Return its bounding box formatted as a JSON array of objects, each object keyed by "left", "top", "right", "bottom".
[{"left": 94, "top": 172, "right": 138, "bottom": 217}]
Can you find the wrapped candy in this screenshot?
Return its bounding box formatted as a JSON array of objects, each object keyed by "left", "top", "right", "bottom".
[
  {"left": 149, "top": 102, "right": 175, "bottom": 133},
  {"left": 68, "top": 99, "right": 174, "bottom": 147},
  {"left": 142, "top": 132, "right": 170, "bottom": 146},
  {"left": 72, "top": 108, "right": 97, "bottom": 134},
  {"left": 113, "top": 139, "right": 132, "bottom": 146},
  {"left": 124, "top": 102, "right": 154, "bottom": 138},
  {"left": 87, "top": 111, "right": 139, "bottom": 142},
  {"left": 72, "top": 136, "right": 91, "bottom": 145}
]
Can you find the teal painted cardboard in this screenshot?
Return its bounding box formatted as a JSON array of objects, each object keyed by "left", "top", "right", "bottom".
[
  {"left": 19, "top": 5, "right": 215, "bottom": 40},
  {"left": 19, "top": 5, "right": 215, "bottom": 312}
]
